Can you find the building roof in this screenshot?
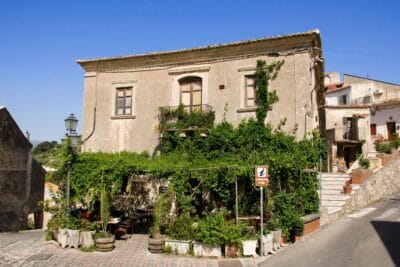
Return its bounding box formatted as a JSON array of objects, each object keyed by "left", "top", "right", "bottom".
[
  {"left": 77, "top": 29, "right": 322, "bottom": 71},
  {"left": 344, "top": 73, "right": 400, "bottom": 87},
  {"left": 325, "top": 85, "right": 350, "bottom": 93}
]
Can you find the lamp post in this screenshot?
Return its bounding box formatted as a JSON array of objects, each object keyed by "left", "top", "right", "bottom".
[{"left": 64, "top": 113, "right": 80, "bottom": 212}]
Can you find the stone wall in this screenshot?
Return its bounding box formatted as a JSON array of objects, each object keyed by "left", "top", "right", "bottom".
[
  {"left": 343, "top": 157, "right": 400, "bottom": 213},
  {"left": 0, "top": 107, "right": 45, "bottom": 232}
]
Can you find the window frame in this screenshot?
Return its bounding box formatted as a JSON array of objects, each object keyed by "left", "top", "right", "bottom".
[
  {"left": 115, "top": 87, "right": 133, "bottom": 116},
  {"left": 244, "top": 75, "right": 256, "bottom": 108},
  {"left": 179, "top": 76, "right": 202, "bottom": 111}
]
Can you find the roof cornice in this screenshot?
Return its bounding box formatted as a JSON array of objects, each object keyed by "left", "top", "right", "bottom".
[{"left": 77, "top": 29, "right": 322, "bottom": 72}]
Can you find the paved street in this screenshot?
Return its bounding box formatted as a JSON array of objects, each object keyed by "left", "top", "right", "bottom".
[
  {"left": 2, "top": 193, "right": 400, "bottom": 267},
  {"left": 261, "top": 193, "right": 400, "bottom": 267},
  {"left": 0, "top": 231, "right": 261, "bottom": 267}
]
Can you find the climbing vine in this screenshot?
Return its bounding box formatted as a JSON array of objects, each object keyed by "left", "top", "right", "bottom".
[{"left": 255, "top": 60, "right": 284, "bottom": 124}]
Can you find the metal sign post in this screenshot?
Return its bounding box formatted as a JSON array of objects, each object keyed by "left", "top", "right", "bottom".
[{"left": 255, "top": 165, "right": 269, "bottom": 256}]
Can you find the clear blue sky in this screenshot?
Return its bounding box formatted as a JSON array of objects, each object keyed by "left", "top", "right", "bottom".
[{"left": 1, "top": 0, "right": 399, "bottom": 142}]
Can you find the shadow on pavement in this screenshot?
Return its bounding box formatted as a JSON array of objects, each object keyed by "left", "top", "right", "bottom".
[{"left": 371, "top": 220, "right": 400, "bottom": 266}]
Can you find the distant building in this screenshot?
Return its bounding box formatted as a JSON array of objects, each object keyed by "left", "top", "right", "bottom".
[
  {"left": 0, "top": 106, "right": 45, "bottom": 232},
  {"left": 323, "top": 73, "right": 400, "bottom": 170},
  {"left": 77, "top": 29, "right": 324, "bottom": 153}
]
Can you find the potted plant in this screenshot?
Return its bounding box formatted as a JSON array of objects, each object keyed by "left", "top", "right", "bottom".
[
  {"left": 148, "top": 192, "right": 171, "bottom": 253},
  {"left": 259, "top": 228, "right": 273, "bottom": 256},
  {"left": 222, "top": 220, "right": 248, "bottom": 258},
  {"left": 95, "top": 186, "right": 115, "bottom": 252},
  {"left": 267, "top": 217, "right": 282, "bottom": 251},
  {"left": 79, "top": 219, "right": 97, "bottom": 249},
  {"left": 289, "top": 215, "right": 304, "bottom": 243},
  {"left": 343, "top": 179, "right": 352, "bottom": 194},
  {"left": 65, "top": 216, "right": 81, "bottom": 248},
  {"left": 165, "top": 213, "right": 194, "bottom": 255},
  {"left": 193, "top": 211, "right": 224, "bottom": 257},
  {"left": 352, "top": 154, "right": 372, "bottom": 184}
]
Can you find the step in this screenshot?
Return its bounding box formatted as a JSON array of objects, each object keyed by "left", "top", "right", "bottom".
[
  {"left": 326, "top": 207, "right": 342, "bottom": 215},
  {"left": 321, "top": 200, "right": 347, "bottom": 207},
  {"left": 321, "top": 181, "right": 347, "bottom": 186},
  {"left": 321, "top": 194, "right": 351, "bottom": 201},
  {"left": 321, "top": 177, "right": 349, "bottom": 182},
  {"left": 318, "top": 189, "right": 343, "bottom": 195},
  {"left": 321, "top": 184, "right": 344, "bottom": 190},
  {"left": 320, "top": 174, "right": 350, "bottom": 177}
]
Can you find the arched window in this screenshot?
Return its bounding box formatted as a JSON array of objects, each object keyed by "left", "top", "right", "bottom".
[{"left": 179, "top": 76, "right": 202, "bottom": 111}]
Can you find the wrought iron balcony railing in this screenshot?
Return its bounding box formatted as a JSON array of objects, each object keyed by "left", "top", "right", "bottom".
[
  {"left": 326, "top": 127, "right": 366, "bottom": 142},
  {"left": 159, "top": 104, "right": 215, "bottom": 131}
]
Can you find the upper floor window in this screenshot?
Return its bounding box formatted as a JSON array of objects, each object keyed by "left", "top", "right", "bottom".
[
  {"left": 115, "top": 87, "right": 132, "bottom": 115},
  {"left": 339, "top": 94, "right": 348, "bottom": 105},
  {"left": 245, "top": 75, "right": 256, "bottom": 107},
  {"left": 179, "top": 77, "right": 202, "bottom": 111}
]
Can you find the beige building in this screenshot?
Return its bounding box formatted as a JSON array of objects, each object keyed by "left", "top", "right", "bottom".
[{"left": 78, "top": 30, "right": 324, "bottom": 154}]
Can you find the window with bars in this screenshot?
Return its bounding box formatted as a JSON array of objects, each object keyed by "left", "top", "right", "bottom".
[
  {"left": 115, "top": 87, "right": 132, "bottom": 115},
  {"left": 245, "top": 75, "right": 256, "bottom": 107}
]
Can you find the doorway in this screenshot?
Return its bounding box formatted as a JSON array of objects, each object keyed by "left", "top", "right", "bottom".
[{"left": 387, "top": 122, "right": 395, "bottom": 139}]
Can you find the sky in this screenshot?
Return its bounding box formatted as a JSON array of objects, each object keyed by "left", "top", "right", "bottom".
[{"left": 0, "top": 0, "right": 399, "bottom": 142}]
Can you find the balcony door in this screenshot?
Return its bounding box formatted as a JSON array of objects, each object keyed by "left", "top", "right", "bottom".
[{"left": 179, "top": 77, "right": 202, "bottom": 111}]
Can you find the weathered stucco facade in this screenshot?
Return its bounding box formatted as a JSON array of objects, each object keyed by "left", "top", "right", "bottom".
[
  {"left": 78, "top": 30, "right": 324, "bottom": 153},
  {"left": 0, "top": 107, "right": 45, "bottom": 232}
]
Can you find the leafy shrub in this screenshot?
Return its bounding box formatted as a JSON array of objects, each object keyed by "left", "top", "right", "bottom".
[
  {"left": 194, "top": 211, "right": 226, "bottom": 246},
  {"left": 375, "top": 141, "right": 392, "bottom": 154},
  {"left": 359, "top": 155, "right": 370, "bottom": 169},
  {"left": 390, "top": 135, "right": 400, "bottom": 149},
  {"left": 221, "top": 220, "right": 249, "bottom": 246},
  {"left": 167, "top": 214, "right": 195, "bottom": 240}
]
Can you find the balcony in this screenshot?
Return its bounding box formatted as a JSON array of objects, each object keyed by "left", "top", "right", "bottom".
[
  {"left": 159, "top": 104, "right": 215, "bottom": 131},
  {"left": 325, "top": 127, "right": 366, "bottom": 142}
]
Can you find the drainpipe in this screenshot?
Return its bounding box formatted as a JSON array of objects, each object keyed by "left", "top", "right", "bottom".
[{"left": 81, "top": 69, "right": 100, "bottom": 146}]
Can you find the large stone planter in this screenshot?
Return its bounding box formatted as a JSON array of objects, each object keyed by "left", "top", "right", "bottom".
[
  {"left": 261, "top": 233, "right": 273, "bottom": 255},
  {"left": 148, "top": 237, "right": 165, "bottom": 253},
  {"left": 164, "top": 239, "right": 191, "bottom": 255},
  {"left": 351, "top": 168, "right": 373, "bottom": 184},
  {"left": 80, "top": 231, "right": 95, "bottom": 248},
  {"left": 193, "top": 242, "right": 222, "bottom": 257},
  {"left": 96, "top": 235, "right": 115, "bottom": 252},
  {"left": 377, "top": 153, "right": 394, "bottom": 166},
  {"left": 58, "top": 228, "right": 69, "bottom": 248},
  {"left": 271, "top": 229, "right": 282, "bottom": 251},
  {"left": 67, "top": 229, "right": 80, "bottom": 248},
  {"left": 242, "top": 239, "right": 257, "bottom": 256}
]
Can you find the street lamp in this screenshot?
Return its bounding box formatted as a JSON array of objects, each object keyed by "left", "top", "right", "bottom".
[{"left": 64, "top": 113, "right": 80, "bottom": 212}]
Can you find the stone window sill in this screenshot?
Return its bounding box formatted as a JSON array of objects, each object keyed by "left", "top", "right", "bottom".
[
  {"left": 236, "top": 107, "right": 257, "bottom": 113},
  {"left": 111, "top": 115, "right": 136, "bottom": 120},
  {"left": 236, "top": 107, "right": 272, "bottom": 113}
]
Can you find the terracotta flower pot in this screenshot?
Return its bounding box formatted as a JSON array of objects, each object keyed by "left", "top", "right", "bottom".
[
  {"left": 351, "top": 168, "right": 372, "bottom": 184},
  {"left": 343, "top": 185, "right": 352, "bottom": 194}
]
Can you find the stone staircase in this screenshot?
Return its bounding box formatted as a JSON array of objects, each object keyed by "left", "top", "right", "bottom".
[{"left": 319, "top": 172, "right": 358, "bottom": 220}]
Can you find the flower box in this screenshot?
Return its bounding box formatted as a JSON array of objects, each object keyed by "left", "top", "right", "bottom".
[
  {"left": 193, "top": 242, "right": 222, "bottom": 257},
  {"left": 242, "top": 239, "right": 257, "bottom": 256},
  {"left": 351, "top": 168, "right": 372, "bottom": 184},
  {"left": 164, "top": 239, "right": 191, "bottom": 255}
]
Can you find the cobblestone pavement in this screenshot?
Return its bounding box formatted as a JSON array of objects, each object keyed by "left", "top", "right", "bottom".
[{"left": 0, "top": 230, "right": 263, "bottom": 266}]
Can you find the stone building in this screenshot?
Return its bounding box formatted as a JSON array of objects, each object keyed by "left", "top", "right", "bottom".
[
  {"left": 0, "top": 106, "right": 45, "bottom": 232},
  {"left": 78, "top": 29, "right": 324, "bottom": 153}
]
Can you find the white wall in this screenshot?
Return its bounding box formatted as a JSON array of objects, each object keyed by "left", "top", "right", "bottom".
[
  {"left": 371, "top": 106, "right": 400, "bottom": 139},
  {"left": 325, "top": 87, "right": 351, "bottom": 105}
]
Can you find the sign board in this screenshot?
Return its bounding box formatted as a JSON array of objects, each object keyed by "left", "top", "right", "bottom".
[{"left": 255, "top": 165, "right": 269, "bottom": 187}]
